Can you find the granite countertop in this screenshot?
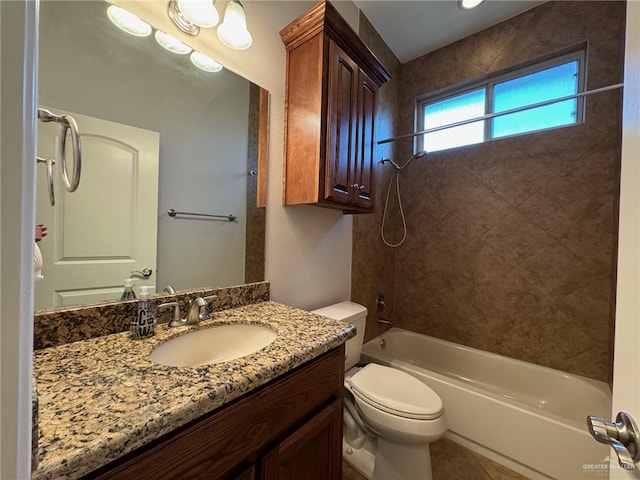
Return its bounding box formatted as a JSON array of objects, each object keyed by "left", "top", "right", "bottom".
[{"left": 33, "top": 301, "right": 355, "bottom": 479}]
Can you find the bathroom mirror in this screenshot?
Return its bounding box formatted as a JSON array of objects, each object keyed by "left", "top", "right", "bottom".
[{"left": 35, "top": 1, "right": 267, "bottom": 310}]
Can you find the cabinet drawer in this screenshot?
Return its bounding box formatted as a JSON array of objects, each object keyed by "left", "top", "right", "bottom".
[{"left": 90, "top": 348, "right": 344, "bottom": 480}]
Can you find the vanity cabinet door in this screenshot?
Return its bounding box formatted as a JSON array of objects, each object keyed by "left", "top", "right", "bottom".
[{"left": 261, "top": 399, "right": 342, "bottom": 480}]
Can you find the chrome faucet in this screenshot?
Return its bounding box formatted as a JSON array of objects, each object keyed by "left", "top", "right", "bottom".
[
  {"left": 158, "top": 301, "right": 184, "bottom": 328},
  {"left": 158, "top": 295, "right": 218, "bottom": 328},
  {"left": 185, "top": 295, "right": 217, "bottom": 325}
]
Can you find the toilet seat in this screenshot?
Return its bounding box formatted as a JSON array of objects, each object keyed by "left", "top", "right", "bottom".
[{"left": 348, "top": 363, "right": 443, "bottom": 420}]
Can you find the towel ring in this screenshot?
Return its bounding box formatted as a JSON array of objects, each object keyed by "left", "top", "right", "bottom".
[
  {"left": 36, "top": 156, "right": 56, "bottom": 206},
  {"left": 57, "top": 114, "right": 82, "bottom": 192}
]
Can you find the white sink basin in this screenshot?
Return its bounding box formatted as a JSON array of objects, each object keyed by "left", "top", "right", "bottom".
[{"left": 149, "top": 324, "right": 277, "bottom": 367}]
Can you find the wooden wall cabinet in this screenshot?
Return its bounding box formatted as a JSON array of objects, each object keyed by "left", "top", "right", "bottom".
[
  {"left": 87, "top": 348, "right": 344, "bottom": 480},
  {"left": 280, "top": 1, "right": 390, "bottom": 213}
]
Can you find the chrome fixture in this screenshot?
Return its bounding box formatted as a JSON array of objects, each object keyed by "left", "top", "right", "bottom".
[
  {"left": 167, "top": 0, "right": 219, "bottom": 36},
  {"left": 158, "top": 301, "right": 183, "bottom": 328},
  {"left": 159, "top": 295, "right": 217, "bottom": 328},
  {"left": 37, "top": 108, "right": 82, "bottom": 193},
  {"left": 375, "top": 294, "right": 393, "bottom": 326},
  {"left": 376, "top": 294, "right": 388, "bottom": 313},
  {"left": 36, "top": 157, "right": 56, "bottom": 206},
  {"left": 186, "top": 295, "right": 218, "bottom": 325},
  {"left": 587, "top": 412, "right": 640, "bottom": 470},
  {"left": 168, "top": 208, "right": 237, "bottom": 222},
  {"left": 163, "top": 285, "right": 177, "bottom": 294},
  {"left": 131, "top": 268, "right": 153, "bottom": 279}
]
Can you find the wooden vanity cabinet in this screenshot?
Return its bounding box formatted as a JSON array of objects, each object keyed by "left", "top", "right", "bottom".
[
  {"left": 87, "top": 347, "right": 344, "bottom": 480},
  {"left": 280, "top": 1, "right": 390, "bottom": 213}
]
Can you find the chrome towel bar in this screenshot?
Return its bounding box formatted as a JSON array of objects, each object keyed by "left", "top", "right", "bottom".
[{"left": 168, "top": 209, "right": 237, "bottom": 222}]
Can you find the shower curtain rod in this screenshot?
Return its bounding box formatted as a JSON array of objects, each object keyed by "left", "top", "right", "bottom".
[{"left": 377, "top": 82, "right": 624, "bottom": 146}]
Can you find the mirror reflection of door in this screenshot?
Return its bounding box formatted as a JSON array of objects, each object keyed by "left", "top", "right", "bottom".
[{"left": 35, "top": 109, "right": 159, "bottom": 309}]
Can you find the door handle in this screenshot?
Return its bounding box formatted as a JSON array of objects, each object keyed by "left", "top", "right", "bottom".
[
  {"left": 587, "top": 412, "right": 640, "bottom": 470},
  {"left": 131, "top": 268, "right": 153, "bottom": 279}
]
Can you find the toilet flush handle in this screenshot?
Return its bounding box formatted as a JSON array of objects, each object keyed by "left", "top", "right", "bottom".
[{"left": 587, "top": 412, "right": 640, "bottom": 470}]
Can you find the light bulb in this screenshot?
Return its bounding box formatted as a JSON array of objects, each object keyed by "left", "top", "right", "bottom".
[
  {"left": 155, "top": 30, "right": 192, "bottom": 54},
  {"left": 106, "top": 5, "right": 152, "bottom": 37},
  {"left": 217, "top": 1, "right": 252, "bottom": 50},
  {"left": 458, "top": 0, "right": 485, "bottom": 10},
  {"left": 177, "top": 0, "right": 219, "bottom": 28},
  {"left": 190, "top": 51, "right": 223, "bottom": 72}
]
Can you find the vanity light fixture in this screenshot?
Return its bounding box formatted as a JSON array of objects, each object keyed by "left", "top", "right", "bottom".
[
  {"left": 106, "top": 5, "right": 152, "bottom": 37},
  {"left": 217, "top": 1, "right": 252, "bottom": 50},
  {"left": 458, "top": 0, "right": 485, "bottom": 10},
  {"left": 190, "top": 51, "right": 223, "bottom": 72},
  {"left": 168, "top": 0, "right": 219, "bottom": 36},
  {"left": 155, "top": 30, "right": 193, "bottom": 54}
]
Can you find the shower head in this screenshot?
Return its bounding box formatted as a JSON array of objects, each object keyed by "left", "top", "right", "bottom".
[
  {"left": 381, "top": 151, "right": 427, "bottom": 173},
  {"left": 380, "top": 158, "right": 402, "bottom": 171}
]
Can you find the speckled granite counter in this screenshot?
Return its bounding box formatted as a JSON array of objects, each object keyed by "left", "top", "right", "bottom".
[{"left": 33, "top": 301, "right": 355, "bottom": 480}]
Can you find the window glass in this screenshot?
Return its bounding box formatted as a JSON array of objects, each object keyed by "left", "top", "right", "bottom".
[
  {"left": 492, "top": 60, "right": 579, "bottom": 138},
  {"left": 423, "top": 88, "right": 485, "bottom": 152},
  {"left": 416, "top": 52, "right": 583, "bottom": 153}
]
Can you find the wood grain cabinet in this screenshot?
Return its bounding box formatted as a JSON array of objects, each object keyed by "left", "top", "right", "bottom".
[
  {"left": 87, "top": 347, "right": 344, "bottom": 480},
  {"left": 280, "top": 1, "right": 390, "bottom": 213}
]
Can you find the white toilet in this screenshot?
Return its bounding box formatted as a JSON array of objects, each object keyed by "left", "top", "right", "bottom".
[{"left": 312, "top": 302, "right": 447, "bottom": 480}]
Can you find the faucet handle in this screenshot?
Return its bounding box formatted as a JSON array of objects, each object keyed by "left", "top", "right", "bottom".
[
  {"left": 201, "top": 295, "right": 219, "bottom": 320},
  {"left": 158, "top": 302, "right": 183, "bottom": 328}
]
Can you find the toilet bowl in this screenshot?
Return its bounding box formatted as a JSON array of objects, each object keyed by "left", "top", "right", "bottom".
[{"left": 312, "top": 302, "right": 447, "bottom": 480}]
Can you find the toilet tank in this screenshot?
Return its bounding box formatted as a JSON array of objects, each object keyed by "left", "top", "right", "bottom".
[{"left": 311, "top": 301, "right": 367, "bottom": 370}]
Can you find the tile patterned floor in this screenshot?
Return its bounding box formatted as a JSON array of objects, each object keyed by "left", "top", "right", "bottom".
[{"left": 342, "top": 438, "right": 529, "bottom": 480}]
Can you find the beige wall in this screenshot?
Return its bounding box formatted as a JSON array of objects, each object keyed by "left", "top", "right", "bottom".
[{"left": 354, "top": 1, "right": 625, "bottom": 382}]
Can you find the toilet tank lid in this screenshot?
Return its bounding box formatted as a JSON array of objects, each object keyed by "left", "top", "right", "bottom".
[{"left": 311, "top": 301, "right": 367, "bottom": 323}]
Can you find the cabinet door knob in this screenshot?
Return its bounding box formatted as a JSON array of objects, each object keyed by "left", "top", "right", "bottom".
[
  {"left": 359, "top": 185, "right": 365, "bottom": 191},
  {"left": 350, "top": 183, "right": 360, "bottom": 189}
]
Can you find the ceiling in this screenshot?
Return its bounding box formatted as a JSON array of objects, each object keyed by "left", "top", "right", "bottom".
[{"left": 352, "top": 0, "right": 545, "bottom": 63}]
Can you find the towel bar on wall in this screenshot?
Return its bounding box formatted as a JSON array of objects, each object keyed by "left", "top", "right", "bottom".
[{"left": 167, "top": 209, "right": 237, "bottom": 222}]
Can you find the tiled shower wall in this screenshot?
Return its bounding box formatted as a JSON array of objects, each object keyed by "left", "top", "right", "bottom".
[{"left": 353, "top": 1, "right": 625, "bottom": 382}]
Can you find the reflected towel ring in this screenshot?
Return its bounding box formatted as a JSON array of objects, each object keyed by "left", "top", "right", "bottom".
[
  {"left": 37, "top": 108, "right": 83, "bottom": 194},
  {"left": 36, "top": 156, "right": 56, "bottom": 206},
  {"left": 57, "top": 114, "right": 82, "bottom": 192}
]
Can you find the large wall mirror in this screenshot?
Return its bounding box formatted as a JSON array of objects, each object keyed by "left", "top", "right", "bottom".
[{"left": 35, "top": 0, "right": 267, "bottom": 311}]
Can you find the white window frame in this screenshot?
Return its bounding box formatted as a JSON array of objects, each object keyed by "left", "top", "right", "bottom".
[{"left": 415, "top": 48, "right": 586, "bottom": 153}]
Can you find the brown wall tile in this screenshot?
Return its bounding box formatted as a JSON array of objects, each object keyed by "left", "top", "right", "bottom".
[{"left": 355, "top": 2, "right": 624, "bottom": 382}]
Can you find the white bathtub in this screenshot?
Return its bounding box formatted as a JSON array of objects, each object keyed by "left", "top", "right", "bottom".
[{"left": 360, "top": 328, "right": 612, "bottom": 479}]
